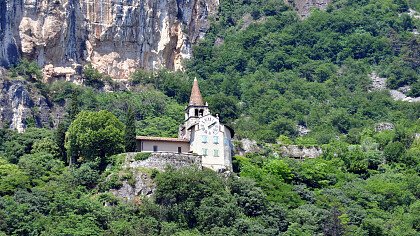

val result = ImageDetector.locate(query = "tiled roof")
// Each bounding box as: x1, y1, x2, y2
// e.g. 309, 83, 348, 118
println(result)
189, 78, 204, 106
136, 136, 189, 142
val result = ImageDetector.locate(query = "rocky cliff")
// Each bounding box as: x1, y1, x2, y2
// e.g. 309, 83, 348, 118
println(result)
1, 0, 219, 79
0, 75, 56, 132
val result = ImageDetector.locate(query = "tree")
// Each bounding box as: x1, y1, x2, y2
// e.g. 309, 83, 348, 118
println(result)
207, 93, 239, 123
65, 110, 125, 168
154, 167, 225, 228
9, 59, 42, 82
0, 158, 29, 195
230, 177, 267, 217
68, 90, 80, 121
31, 137, 60, 157
83, 64, 104, 89
383, 142, 405, 163
55, 121, 69, 162
18, 152, 64, 186
125, 104, 137, 152
197, 194, 239, 232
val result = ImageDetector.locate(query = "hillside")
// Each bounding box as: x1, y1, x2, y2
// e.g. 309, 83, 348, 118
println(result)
0, 0, 420, 235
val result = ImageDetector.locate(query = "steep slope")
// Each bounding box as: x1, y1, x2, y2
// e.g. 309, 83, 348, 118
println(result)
0, 79, 53, 132
286, 0, 332, 18
0, 0, 219, 79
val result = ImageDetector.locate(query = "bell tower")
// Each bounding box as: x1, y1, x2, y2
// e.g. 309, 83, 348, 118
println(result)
179, 78, 210, 139
185, 78, 210, 122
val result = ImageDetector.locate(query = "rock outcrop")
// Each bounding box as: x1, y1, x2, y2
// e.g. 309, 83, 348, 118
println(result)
285, 0, 332, 18
369, 72, 420, 103
235, 138, 260, 156
111, 152, 202, 201
375, 122, 394, 132
279, 145, 323, 159
1, 0, 219, 79
0, 77, 56, 132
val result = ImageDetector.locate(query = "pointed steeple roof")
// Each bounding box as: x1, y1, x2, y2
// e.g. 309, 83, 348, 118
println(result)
189, 78, 204, 106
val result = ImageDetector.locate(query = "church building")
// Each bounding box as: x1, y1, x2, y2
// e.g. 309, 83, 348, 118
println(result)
136, 78, 234, 172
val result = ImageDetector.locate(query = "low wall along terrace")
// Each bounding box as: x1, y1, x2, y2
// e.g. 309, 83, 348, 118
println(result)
125, 152, 202, 171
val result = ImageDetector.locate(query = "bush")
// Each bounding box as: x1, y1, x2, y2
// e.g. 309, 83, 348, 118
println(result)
134, 152, 151, 161
9, 59, 42, 82
383, 142, 405, 163
83, 64, 105, 89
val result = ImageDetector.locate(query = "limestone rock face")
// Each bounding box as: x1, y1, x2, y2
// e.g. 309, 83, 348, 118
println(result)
235, 138, 260, 156
1, 0, 219, 79
0, 77, 54, 132
279, 145, 323, 159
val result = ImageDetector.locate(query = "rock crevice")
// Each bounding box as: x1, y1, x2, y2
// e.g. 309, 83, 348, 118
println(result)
1, 0, 219, 79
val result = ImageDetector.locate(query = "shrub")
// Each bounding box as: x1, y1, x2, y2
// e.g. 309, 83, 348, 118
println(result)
134, 152, 151, 161
9, 59, 42, 82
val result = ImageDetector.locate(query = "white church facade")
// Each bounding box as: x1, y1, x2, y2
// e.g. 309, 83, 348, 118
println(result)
136, 78, 234, 172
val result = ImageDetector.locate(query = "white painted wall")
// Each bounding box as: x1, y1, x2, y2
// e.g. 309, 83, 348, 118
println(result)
136, 140, 190, 153
189, 115, 232, 171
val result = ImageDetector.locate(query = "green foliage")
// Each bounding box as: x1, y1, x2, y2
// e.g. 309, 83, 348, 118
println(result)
65, 110, 125, 167
68, 90, 81, 121
384, 141, 406, 163
131, 69, 191, 103
83, 64, 105, 89
1, 0, 419, 235
55, 121, 69, 162
18, 152, 64, 186
187, 0, 419, 142
0, 128, 54, 163
207, 93, 239, 123
125, 105, 137, 152
137, 117, 180, 137
134, 152, 151, 161
154, 167, 225, 227
68, 162, 100, 189
9, 59, 42, 82
31, 137, 60, 157
0, 158, 29, 195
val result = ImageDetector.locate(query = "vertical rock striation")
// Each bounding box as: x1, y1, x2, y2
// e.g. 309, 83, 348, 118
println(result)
0, 77, 54, 132
1, 0, 219, 79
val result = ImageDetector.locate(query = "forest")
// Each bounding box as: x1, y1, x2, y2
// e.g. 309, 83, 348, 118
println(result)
0, 0, 420, 235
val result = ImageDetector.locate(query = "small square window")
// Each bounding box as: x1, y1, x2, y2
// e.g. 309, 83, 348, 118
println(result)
213, 136, 219, 144
201, 135, 208, 143
153, 146, 158, 152
202, 148, 208, 156
214, 149, 219, 157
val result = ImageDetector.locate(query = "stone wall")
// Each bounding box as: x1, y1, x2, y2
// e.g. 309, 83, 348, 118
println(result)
111, 152, 202, 201
125, 152, 202, 171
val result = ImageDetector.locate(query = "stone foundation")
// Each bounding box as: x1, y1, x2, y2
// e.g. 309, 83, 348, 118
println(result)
125, 152, 202, 171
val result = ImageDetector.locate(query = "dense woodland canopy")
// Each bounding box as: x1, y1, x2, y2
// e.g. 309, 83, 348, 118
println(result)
0, 0, 420, 235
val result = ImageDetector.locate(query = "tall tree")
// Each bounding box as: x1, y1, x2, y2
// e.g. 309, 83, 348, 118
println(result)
55, 121, 69, 163
65, 110, 125, 169
68, 90, 80, 121
125, 104, 137, 152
